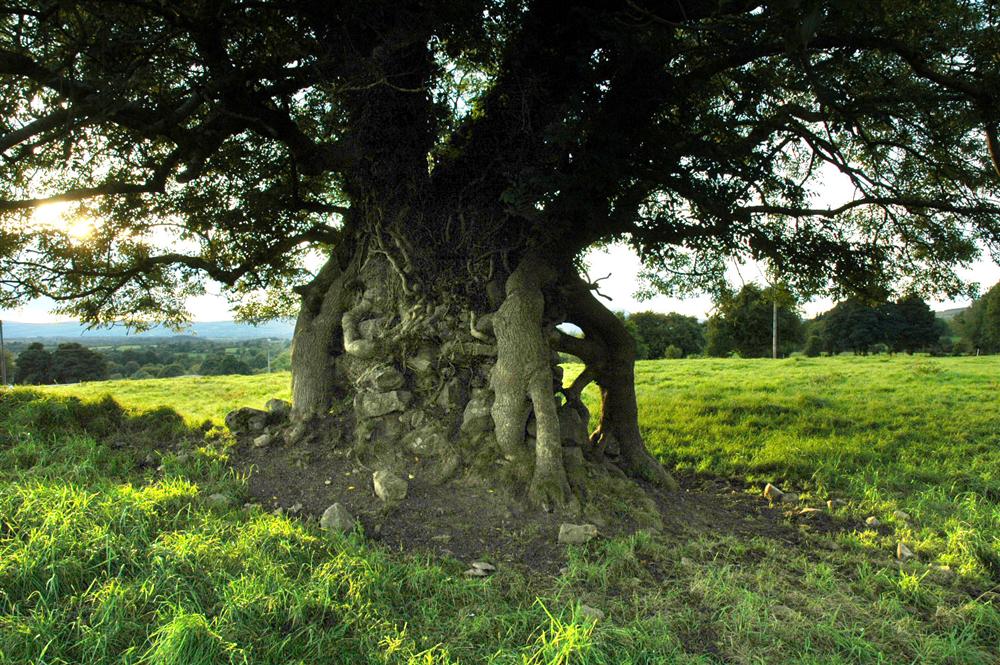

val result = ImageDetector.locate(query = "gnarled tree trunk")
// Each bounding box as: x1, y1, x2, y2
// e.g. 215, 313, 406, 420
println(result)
271, 211, 676, 513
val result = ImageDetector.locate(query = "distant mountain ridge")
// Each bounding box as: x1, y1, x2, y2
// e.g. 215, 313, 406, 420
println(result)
0, 319, 294, 340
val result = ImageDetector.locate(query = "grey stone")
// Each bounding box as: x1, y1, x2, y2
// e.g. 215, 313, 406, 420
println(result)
207, 493, 231, 508
461, 389, 494, 435
265, 399, 292, 420
407, 347, 437, 375
357, 391, 412, 419
865, 516, 881, 527
558, 403, 590, 447
763, 483, 784, 502
320, 503, 355, 533
436, 378, 468, 412
370, 365, 405, 392
471, 561, 496, 572
579, 604, 605, 622
373, 470, 408, 503
464, 567, 489, 578
558, 523, 599, 545
253, 434, 272, 448
402, 428, 446, 456
897, 542, 915, 561
225, 407, 269, 435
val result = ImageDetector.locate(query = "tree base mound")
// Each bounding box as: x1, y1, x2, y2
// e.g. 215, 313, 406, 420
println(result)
228, 425, 843, 573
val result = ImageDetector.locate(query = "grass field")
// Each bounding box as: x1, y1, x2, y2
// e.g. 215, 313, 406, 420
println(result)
2, 356, 998, 663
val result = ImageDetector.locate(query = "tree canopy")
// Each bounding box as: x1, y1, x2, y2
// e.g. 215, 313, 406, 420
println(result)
1, 0, 999, 325
705, 283, 803, 357
955, 280, 1000, 353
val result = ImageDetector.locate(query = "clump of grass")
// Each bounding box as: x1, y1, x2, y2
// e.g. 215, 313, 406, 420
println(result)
3, 356, 999, 663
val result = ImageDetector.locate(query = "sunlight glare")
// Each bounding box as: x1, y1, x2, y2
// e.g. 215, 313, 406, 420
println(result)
31, 201, 95, 241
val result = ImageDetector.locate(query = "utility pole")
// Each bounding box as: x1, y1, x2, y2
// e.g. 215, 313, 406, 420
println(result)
0, 320, 7, 386
772, 297, 778, 359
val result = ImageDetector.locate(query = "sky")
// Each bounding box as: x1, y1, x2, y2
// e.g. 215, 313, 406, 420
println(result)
3, 169, 999, 323
3, 242, 997, 324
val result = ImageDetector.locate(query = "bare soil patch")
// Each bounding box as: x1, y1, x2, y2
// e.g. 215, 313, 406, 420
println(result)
231, 437, 848, 575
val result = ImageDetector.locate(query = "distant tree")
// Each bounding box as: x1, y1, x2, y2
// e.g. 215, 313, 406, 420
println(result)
627, 312, 705, 359
200, 353, 252, 376
14, 343, 53, 385
820, 300, 886, 354
886, 294, 940, 354
955, 281, 1000, 354
51, 343, 108, 383
803, 334, 823, 357
706, 284, 802, 358
663, 344, 684, 360
2, 349, 14, 383
158, 364, 187, 378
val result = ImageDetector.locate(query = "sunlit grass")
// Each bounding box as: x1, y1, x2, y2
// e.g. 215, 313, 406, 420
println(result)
3, 354, 998, 663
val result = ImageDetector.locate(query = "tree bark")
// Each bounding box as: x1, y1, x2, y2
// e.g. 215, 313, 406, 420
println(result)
274, 219, 675, 510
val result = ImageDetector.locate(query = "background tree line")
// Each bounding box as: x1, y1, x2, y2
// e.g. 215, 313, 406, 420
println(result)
8, 338, 292, 385
616, 280, 1000, 360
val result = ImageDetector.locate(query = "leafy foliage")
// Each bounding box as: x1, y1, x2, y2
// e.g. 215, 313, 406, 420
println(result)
955, 280, 1000, 353
705, 284, 803, 357
0, 1, 999, 322
616, 311, 705, 359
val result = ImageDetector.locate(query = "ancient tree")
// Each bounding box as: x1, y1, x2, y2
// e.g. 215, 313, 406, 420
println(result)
2, 1, 999, 510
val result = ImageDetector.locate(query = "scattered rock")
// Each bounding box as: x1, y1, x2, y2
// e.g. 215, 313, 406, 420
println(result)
320, 503, 355, 533
370, 365, 405, 392
436, 377, 468, 411
207, 493, 231, 508
865, 516, 881, 527
402, 428, 446, 456
559, 566, 570, 576
289, 502, 303, 514
460, 389, 494, 435
897, 542, 915, 561
357, 391, 412, 419
763, 483, 784, 502
579, 604, 605, 622
782, 492, 799, 505
558, 523, 599, 545
265, 399, 292, 421
225, 407, 269, 435
373, 469, 408, 503
253, 434, 273, 448
471, 561, 496, 572
893, 510, 911, 522
680, 557, 694, 567
464, 567, 489, 578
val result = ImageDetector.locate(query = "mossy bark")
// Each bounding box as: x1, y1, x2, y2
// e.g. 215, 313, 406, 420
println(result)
281, 237, 676, 511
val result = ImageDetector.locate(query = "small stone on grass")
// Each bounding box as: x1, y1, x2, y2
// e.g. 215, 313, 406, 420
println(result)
763, 483, 784, 502
320, 503, 355, 533
897, 542, 915, 561
579, 604, 605, 622
558, 523, 598, 545
373, 469, 408, 503
865, 516, 881, 527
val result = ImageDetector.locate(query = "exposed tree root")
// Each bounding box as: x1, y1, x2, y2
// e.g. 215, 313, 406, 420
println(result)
491, 251, 578, 512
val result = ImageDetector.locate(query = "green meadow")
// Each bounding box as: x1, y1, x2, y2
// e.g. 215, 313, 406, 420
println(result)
1, 355, 998, 663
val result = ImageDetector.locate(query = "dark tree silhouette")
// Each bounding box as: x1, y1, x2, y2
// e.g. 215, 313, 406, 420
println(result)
2, 2, 1000, 509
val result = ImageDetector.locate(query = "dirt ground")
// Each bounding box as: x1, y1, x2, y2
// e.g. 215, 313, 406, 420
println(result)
230, 435, 847, 576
